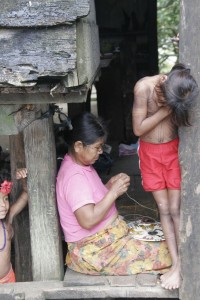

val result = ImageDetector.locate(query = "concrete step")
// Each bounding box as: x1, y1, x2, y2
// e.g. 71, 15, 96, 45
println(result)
63, 268, 179, 299
0, 270, 179, 300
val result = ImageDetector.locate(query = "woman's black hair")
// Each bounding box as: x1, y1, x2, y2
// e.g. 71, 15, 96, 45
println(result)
161, 63, 199, 126
66, 112, 108, 149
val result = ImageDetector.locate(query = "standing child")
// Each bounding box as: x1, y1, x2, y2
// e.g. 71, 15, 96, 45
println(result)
132, 63, 198, 290
0, 168, 28, 283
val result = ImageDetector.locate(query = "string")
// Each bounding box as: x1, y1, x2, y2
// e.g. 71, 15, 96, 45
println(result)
0, 220, 6, 252
125, 191, 157, 212
123, 213, 159, 223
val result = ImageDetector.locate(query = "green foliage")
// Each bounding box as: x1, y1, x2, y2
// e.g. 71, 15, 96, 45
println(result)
157, 0, 180, 72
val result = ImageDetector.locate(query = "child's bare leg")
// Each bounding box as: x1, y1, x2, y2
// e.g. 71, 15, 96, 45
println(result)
168, 189, 181, 245
153, 189, 181, 289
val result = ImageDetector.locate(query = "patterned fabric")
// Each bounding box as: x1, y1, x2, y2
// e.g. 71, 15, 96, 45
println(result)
66, 217, 171, 275
0, 266, 16, 283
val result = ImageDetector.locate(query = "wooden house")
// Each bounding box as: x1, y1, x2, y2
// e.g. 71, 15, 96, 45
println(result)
0, 0, 200, 299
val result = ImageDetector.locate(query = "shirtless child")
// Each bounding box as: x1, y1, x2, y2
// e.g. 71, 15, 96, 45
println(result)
132, 63, 198, 290
0, 168, 28, 283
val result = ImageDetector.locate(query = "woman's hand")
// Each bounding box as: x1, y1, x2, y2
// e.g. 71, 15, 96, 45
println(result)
107, 173, 130, 198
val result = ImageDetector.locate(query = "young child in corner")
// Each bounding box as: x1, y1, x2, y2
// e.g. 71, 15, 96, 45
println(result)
0, 168, 28, 283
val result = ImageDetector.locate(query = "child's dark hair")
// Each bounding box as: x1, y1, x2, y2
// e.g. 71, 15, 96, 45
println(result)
0, 164, 11, 184
66, 112, 108, 149
162, 63, 199, 126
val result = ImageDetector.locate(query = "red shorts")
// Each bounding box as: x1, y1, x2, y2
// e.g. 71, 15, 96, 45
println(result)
138, 138, 181, 191
0, 266, 16, 284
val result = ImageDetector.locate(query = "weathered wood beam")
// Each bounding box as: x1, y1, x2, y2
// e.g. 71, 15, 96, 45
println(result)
0, 0, 89, 27
0, 26, 77, 87
23, 104, 64, 281
0, 91, 88, 105
76, 0, 100, 87
179, 0, 200, 299
0, 0, 100, 93
0, 85, 71, 94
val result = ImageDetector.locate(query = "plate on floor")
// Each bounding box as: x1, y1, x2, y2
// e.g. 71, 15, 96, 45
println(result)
127, 221, 165, 241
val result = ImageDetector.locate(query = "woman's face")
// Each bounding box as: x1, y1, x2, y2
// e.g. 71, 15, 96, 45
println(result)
75, 137, 105, 166
0, 192, 9, 220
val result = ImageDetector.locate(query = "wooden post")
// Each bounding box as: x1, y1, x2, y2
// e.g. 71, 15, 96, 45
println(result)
23, 104, 64, 281
179, 0, 200, 298
9, 133, 32, 281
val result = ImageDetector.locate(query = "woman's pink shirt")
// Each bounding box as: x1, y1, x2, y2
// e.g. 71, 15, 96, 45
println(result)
56, 155, 117, 242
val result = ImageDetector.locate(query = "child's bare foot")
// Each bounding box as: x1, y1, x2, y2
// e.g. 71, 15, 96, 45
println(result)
160, 265, 175, 282
160, 264, 181, 290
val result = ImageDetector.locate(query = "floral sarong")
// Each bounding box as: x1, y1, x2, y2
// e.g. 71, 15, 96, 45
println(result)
66, 217, 171, 275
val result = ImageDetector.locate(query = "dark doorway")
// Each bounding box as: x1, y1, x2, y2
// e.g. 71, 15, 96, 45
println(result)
94, 0, 158, 144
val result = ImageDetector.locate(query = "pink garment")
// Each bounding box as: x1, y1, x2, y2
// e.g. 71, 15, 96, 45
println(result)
56, 155, 117, 242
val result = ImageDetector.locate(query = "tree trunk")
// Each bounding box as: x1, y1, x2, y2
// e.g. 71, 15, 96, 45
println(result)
179, 0, 200, 298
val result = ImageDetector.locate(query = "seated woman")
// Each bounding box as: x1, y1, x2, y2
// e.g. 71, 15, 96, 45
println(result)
56, 112, 171, 278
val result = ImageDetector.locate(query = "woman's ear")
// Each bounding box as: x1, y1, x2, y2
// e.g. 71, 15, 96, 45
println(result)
74, 141, 84, 153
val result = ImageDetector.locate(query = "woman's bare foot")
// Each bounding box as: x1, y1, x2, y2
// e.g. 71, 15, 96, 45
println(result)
160, 264, 181, 290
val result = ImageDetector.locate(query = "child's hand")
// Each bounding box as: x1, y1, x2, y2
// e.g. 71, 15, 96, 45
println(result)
16, 168, 27, 180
